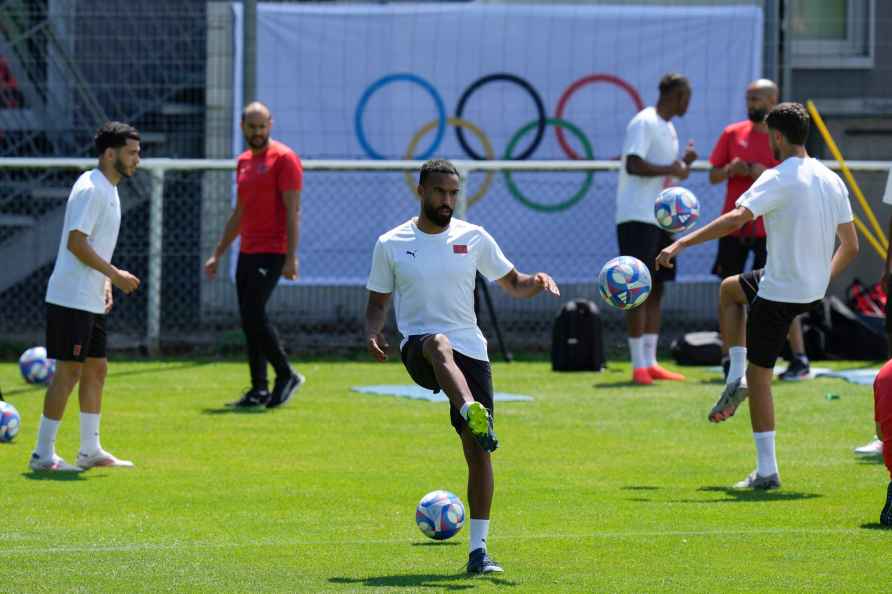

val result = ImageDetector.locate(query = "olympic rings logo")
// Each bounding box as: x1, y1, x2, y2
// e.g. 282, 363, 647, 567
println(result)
354, 72, 644, 212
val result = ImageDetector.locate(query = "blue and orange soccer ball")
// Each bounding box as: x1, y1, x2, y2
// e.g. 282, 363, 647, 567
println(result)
19, 346, 55, 385
598, 256, 652, 310
0, 401, 21, 443
415, 490, 465, 540
654, 186, 700, 233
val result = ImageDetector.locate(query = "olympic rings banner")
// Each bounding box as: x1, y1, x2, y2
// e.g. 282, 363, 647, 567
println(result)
234, 3, 763, 284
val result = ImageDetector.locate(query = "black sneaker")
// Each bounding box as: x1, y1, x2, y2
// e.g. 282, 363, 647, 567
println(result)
779, 356, 810, 381
467, 548, 503, 575
228, 387, 269, 408
267, 372, 304, 409
465, 402, 499, 453
881, 481, 892, 527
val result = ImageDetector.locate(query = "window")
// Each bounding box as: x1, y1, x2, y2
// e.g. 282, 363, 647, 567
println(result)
790, 0, 874, 68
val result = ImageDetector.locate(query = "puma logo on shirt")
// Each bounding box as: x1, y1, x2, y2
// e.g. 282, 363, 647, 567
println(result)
406, 250, 416, 259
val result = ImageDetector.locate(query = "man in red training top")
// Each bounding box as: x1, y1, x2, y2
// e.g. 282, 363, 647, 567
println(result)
871, 360, 892, 526
205, 101, 304, 409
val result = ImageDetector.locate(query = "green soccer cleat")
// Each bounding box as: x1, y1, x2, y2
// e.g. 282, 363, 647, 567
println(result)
465, 402, 499, 453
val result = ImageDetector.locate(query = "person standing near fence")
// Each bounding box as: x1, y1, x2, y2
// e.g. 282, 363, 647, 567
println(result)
365, 159, 560, 574
656, 102, 859, 489
30, 122, 141, 472
204, 101, 304, 409
615, 73, 697, 385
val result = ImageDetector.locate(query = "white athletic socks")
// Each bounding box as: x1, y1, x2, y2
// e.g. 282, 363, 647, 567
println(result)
628, 337, 646, 370
35, 415, 61, 460
728, 347, 747, 385
642, 334, 659, 368
469, 518, 490, 553
79, 412, 101, 456
754, 431, 778, 477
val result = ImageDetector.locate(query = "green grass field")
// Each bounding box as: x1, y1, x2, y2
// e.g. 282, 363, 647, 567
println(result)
1, 358, 888, 593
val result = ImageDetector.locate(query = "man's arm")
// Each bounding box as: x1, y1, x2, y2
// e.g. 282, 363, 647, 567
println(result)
655, 206, 754, 269
830, 221, 860, 280
495, 269, 560, 299
709, 158, 751, 184
204, 203, 244, 279
281, 189, 301, 280
366, 290, 392, 361
626, 155, 688, 180
67, 230, 139, 293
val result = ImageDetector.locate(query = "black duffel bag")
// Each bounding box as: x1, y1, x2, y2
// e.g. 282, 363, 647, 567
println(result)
551, 299, 605, 371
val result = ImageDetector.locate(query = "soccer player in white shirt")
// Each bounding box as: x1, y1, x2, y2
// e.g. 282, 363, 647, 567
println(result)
365, 159, 559, 574
656, 103, 859, 489
30, 122, 142, 472
616, 73, 697, 385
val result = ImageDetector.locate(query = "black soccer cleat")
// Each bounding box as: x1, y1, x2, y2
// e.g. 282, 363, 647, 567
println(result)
881, 481, 892, 528
266, 372, 304, 409
467, 548, 503, 575
228, 387, 270, 408
779, 356, 810, 381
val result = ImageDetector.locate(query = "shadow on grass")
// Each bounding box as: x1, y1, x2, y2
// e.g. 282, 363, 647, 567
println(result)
411, 541, 461, 547
329, 574, 517, 590
667, 486, 823, 504
21, 471, 92, 482
593, 381, 655, 389
201, 406, 269, 415
856, 457, 884, 466
860, 522, 892, 531
621, 485, 660, 491
1, 362, 213, 399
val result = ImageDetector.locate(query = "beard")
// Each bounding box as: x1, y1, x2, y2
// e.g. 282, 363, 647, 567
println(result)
423, 202, 453, 227
246, 133, 269, 149
114, 157, 133, 178
748, 108, 767, 123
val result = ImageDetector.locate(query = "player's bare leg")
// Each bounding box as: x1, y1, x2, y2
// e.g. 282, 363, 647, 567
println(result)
460, 427, 502, 573
76, 357, 133, 469
423, 335, 497, 451
30, 361, 83, 471
643, 282, 685, 381
733, 363, 780, 489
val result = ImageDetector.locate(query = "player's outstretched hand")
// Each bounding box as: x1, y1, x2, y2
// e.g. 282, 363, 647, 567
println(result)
367, 334, 389, 362
534, 272, 560, 296
655, 241, 684, 271
112, 269, 140, 294
204, 255, 219, 279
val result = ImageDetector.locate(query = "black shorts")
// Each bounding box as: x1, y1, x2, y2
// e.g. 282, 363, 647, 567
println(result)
401, 334, 494, 436
739, 268, 765, 306
616, 221, 676, 283
886, 278, 892, 334
747, 297, 819, 369
46, 303, 107, 362
711, 236, 767, 279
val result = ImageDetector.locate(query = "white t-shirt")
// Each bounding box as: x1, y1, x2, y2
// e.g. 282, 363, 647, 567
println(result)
366, 218, 514, 361
616, 106, 679, 225
46, 169, 122, 314
737, 157, 853, 303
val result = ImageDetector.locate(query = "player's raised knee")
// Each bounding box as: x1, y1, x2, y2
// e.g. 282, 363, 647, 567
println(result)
423, 334, 454, 359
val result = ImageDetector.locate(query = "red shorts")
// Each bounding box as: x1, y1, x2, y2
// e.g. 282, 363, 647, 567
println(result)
872, 359, 892, 478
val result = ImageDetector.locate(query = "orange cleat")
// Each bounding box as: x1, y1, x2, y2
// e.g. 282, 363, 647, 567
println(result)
632, 367, 653, 385
647, 365, 686, 381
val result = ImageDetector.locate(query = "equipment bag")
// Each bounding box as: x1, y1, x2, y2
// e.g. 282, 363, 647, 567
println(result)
670, 331, 723, 366
551, 299, 605, 371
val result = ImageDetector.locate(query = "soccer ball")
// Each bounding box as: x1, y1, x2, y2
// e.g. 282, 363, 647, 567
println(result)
598, 256, 652, 310
0, 402, 21, 443
415, 490, 465, 540
19, 346, 56, 385
654, 186, 700, 232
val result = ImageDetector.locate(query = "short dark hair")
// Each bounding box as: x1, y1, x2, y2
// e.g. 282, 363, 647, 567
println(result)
658, 73, 690, 97
418, 159, 460, 187
94, 121, 140, 156
765, 102, 809, 145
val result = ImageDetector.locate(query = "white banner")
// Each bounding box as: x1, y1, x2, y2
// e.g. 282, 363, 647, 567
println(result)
233, 3, 763, 284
